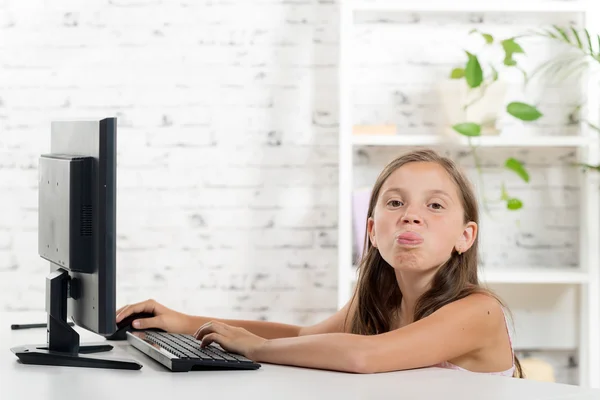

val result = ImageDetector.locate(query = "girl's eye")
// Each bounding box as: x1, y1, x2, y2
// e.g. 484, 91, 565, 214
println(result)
429, 203, 443, 210
387, 200, 403, 207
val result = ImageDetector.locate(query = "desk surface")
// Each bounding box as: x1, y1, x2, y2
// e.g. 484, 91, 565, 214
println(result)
1, 312, 599, 400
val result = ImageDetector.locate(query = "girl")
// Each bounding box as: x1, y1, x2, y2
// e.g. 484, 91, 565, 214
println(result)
116, 148, 523, 377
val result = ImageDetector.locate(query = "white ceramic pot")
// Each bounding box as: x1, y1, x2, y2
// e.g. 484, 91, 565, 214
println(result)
438, 79, 508, 137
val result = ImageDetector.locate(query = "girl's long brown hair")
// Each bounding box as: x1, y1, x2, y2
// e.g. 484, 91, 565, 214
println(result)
345, 149, 523, 378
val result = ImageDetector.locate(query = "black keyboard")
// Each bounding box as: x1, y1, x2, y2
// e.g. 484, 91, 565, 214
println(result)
126, 330, 261, 372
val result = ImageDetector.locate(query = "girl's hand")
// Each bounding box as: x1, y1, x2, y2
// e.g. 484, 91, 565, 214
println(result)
116, 299, 195, 334
194, 321, 267, 360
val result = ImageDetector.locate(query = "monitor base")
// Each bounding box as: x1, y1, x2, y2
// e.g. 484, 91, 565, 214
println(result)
11, 344, 142, 370
10, 268, 142, 370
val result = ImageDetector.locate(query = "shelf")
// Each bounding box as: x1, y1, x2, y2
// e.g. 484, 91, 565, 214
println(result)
352, 134, 593, 147
351, 1, 590, 13
479, 267, 590, 284
350, 266, 590, 285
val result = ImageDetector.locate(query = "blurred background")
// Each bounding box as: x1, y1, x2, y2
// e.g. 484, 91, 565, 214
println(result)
1, 0, 599, 387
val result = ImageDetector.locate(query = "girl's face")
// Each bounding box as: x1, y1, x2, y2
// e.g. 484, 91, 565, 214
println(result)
367, 161, 477, 273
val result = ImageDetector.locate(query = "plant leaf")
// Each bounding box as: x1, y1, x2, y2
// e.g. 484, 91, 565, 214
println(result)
557, 59, 591, 83
502, 38, 525, 55
491, 65, 499, 81
506, 198, 523, 210
452, 122, 481, 137
553, 25, 571, 44
500, 182, 509, 201
544, 54, 589, 84
505, 157, 530, 182
504, 56, 516, 66
543, 28, 558, 39
450, 68, 465, 79
576, 163, 600, 172
469, 29, 493, 44
570, 26, 583, 49
506, 102, 543, 121
542, 25, 600, 59
585, 29, 593, 54
501, 38, 524, 69
587, 120, 600, 134
465, 51, 483, 88
529, 53, 584, 84
516, 65, 529, 84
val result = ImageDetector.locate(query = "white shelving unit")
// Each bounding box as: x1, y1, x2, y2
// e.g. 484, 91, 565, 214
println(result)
352, 134, 593, 147
353, 1, 591, 13
479, 267, 591, 284
338, 0, 600, 388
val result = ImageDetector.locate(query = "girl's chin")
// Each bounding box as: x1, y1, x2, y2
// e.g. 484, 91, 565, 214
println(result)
390, 253, 421, 268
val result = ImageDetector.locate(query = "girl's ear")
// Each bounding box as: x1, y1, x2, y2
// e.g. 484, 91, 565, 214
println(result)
367, 217, 377, 248
455, 221, 477, 254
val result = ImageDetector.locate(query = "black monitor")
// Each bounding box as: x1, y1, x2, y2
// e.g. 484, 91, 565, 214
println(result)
10, 117, 141, 370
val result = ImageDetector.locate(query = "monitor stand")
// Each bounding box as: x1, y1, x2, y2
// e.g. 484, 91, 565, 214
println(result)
10, 268, 142, 370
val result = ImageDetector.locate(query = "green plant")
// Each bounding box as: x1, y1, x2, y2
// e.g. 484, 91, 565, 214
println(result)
449, 29, 543, 211
527, 25, 600, 172
529, 25, 600, 84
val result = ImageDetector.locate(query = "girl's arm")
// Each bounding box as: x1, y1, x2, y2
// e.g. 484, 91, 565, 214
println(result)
250, 293, 505, 373
118, 297, 356, 339
190, 294, 357, 339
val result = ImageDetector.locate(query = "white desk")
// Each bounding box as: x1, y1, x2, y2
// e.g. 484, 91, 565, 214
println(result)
1, 312, 599, 400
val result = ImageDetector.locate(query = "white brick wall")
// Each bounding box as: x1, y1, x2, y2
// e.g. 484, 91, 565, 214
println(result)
0, 0, 339, 326
0, 0, 587, 384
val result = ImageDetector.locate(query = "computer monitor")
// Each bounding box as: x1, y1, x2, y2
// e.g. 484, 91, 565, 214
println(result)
10, 117, 141, 370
